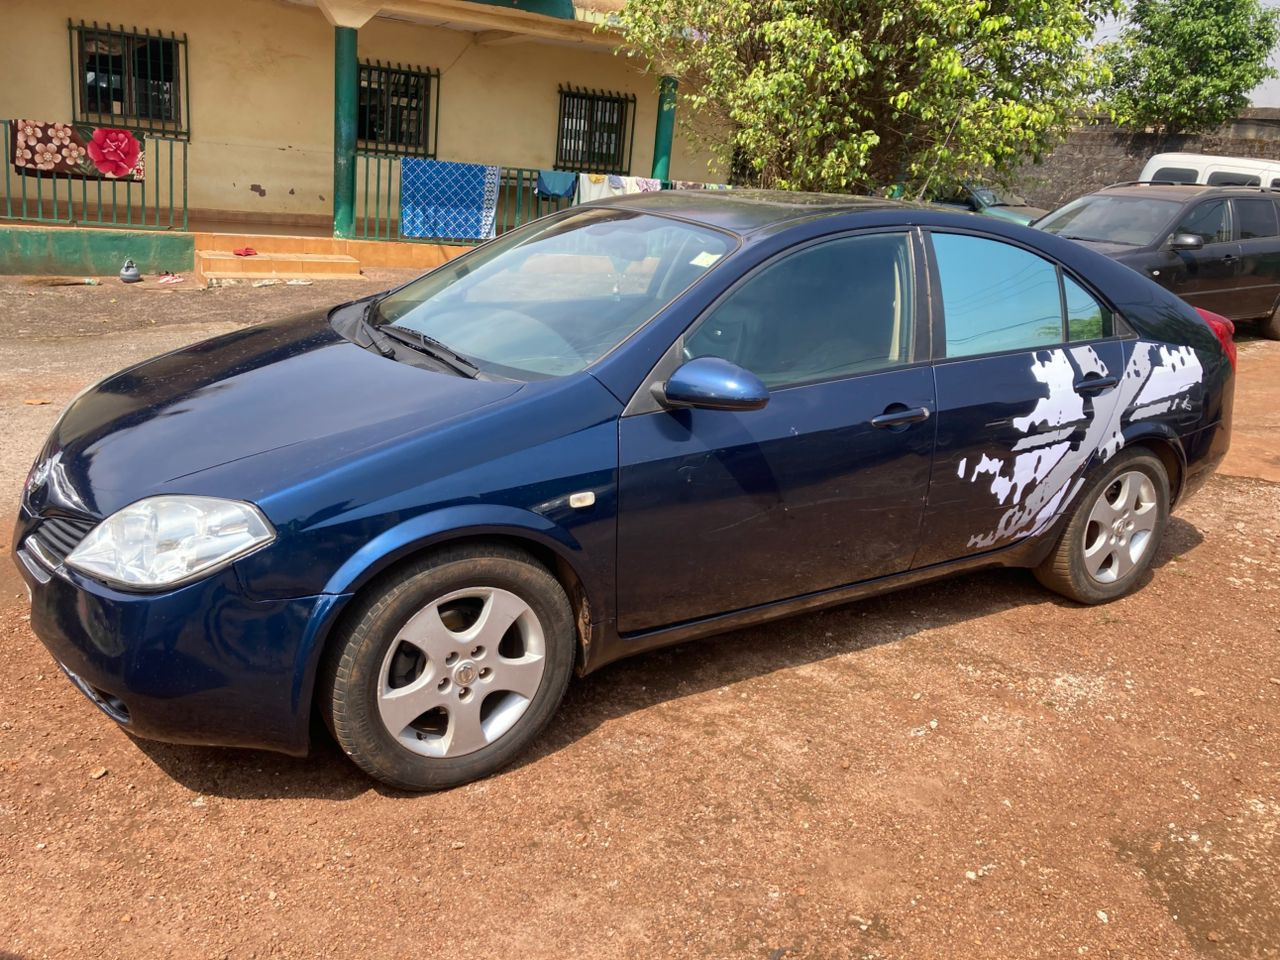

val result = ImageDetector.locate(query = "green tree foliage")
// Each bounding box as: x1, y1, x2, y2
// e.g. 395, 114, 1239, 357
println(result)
1104, 0, 1280, 135
613, 0, 1118, 193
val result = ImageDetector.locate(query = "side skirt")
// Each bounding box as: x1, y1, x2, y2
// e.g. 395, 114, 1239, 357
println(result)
581, 526, 1062, 674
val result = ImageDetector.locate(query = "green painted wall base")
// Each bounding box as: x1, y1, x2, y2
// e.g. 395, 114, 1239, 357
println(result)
0, 225, 195, 276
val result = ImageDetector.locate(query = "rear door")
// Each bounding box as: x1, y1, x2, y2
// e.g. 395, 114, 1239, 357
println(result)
1166, 198, 1246, 319
1230, 197, 1280, 319
912, 231, 1126, 568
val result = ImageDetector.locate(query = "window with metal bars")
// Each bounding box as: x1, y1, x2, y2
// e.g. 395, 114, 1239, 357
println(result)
555, 85, 636, 175
358, 61, 439, 157
70, 20, 188, 136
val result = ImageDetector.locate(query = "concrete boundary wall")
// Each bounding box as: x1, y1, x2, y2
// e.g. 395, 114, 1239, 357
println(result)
1011, 109, 1280, 211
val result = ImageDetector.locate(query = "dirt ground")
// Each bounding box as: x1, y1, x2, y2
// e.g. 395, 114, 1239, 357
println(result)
0, 273, 1277, 960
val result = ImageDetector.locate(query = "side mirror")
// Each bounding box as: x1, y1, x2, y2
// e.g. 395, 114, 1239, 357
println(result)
1170, 232, 1205, 251
655, 356, 770, 412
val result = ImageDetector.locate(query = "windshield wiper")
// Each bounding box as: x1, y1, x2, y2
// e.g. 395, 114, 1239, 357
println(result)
382, 323, 480, 378
1058, 233, 1139, 246
355, 300, 395, 358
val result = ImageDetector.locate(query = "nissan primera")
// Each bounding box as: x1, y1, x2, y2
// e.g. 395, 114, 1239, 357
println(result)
13, 192, 1235, 790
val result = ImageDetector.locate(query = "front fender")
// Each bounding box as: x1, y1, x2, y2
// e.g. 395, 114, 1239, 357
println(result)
289, 504, 605, 749
319, 502, 593, 599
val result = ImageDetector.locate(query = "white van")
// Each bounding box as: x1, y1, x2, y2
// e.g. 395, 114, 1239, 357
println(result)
1138, 152, 1280, 188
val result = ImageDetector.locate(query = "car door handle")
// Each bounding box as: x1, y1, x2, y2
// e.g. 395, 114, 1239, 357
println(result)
1222, 254, 1238, 263
1073, 375, 1118, 395
870, 405, 931, 428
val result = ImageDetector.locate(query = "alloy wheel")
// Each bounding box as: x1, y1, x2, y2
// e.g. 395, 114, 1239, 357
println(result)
376, 586, 546, 758
1082, 470, 1159, 584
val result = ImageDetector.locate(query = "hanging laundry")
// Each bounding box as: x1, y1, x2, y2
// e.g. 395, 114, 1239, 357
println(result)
401, 158, 501, 241
671, 180, 706, 190
537, 169, 578, 200
578, 173, 625, 202
577, 173, 665, 201
9, 120, 145, 181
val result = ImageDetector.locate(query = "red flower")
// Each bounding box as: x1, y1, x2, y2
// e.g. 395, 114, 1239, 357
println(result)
86, 128, 141, 178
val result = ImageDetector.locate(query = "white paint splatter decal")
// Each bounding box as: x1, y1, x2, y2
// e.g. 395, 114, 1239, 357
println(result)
964, 342, 1204, 549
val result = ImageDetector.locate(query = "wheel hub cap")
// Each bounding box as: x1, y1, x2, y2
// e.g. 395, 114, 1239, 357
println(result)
1082, 470, 1158, 585
374, 586, 548, 759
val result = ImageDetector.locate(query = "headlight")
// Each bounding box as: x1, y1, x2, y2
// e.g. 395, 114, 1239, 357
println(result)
66, 496, 275, 589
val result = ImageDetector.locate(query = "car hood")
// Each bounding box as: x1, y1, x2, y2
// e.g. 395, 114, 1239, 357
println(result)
29, 310, 522, 517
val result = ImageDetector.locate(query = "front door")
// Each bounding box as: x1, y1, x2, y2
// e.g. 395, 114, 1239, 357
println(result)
615, 232, 936, 634
1165, 198, 1247, 319
913, 231, 1127, 567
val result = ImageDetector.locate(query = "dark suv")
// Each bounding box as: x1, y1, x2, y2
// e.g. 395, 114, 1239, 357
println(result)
1037, 182, 1280, 338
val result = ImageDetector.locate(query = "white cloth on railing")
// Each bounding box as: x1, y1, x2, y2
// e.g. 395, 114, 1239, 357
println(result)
577, 173, 661, 201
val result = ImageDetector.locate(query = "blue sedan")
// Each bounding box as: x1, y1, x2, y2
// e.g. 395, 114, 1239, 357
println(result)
13, 192, 1235, 790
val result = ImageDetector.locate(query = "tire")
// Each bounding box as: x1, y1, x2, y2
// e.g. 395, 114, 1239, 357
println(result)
1033, 449, 1170, 604
322, 544, 575, 791
1261, 302, 1280, 340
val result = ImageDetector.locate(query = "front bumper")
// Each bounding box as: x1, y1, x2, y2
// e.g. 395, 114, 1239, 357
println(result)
12, 508, 331, 756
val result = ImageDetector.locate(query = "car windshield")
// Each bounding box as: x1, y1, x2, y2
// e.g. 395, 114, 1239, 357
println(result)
1037, 195, 1182, 246
972, 185, 1028, 207
374, 208, 735, 379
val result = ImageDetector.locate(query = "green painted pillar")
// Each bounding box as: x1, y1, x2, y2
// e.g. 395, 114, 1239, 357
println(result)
333, 26, 358, 239
651, 75, 677, 182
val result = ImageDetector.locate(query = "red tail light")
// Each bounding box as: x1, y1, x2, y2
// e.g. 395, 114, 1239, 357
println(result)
1194, 307, 1236, 370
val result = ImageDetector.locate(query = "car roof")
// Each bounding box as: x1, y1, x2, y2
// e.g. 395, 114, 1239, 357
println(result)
1090, 183, 1280, 201
581, 189, 920, 235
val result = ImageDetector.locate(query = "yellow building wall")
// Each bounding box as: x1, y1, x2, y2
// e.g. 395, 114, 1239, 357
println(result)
0, 0, 717, 225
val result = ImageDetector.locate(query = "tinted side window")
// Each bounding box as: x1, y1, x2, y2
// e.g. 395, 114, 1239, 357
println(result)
1152, 166, 1198, 183
683, 233, 914, 388
1234, 198, 1278, 239
933, 234, 1062, 358
1064, 275, 1113, 341
1207, 171, 1261, 186
1271, 178, 1280, 189
1177, 200, 1231, 244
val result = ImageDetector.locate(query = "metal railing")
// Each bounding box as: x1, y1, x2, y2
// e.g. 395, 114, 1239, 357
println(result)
355, 154, 578, 243
1, 121, 188, 230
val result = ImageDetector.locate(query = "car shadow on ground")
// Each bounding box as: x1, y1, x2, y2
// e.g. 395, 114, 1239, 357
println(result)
133, 516, 1203, 800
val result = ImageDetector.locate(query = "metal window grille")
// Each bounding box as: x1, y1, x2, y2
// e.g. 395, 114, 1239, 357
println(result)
555, 85, 635, 175
358, 61, 440, 157
69, 20, 189, 137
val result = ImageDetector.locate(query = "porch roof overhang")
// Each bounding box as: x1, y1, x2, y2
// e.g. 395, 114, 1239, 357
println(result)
303, 0, 623, 50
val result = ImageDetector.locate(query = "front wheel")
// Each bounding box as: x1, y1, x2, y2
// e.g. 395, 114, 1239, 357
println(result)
1034, 450, 1170, 604
322, 545, 576, 791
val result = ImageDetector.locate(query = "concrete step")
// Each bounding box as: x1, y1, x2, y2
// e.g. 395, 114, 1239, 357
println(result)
195, 249, 363, 283
196, 232, 346, 256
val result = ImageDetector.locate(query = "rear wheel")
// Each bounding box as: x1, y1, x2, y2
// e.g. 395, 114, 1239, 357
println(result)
1261, 302, 1280, 340
323, 545, 575, 791
1034, 450, 1170, 604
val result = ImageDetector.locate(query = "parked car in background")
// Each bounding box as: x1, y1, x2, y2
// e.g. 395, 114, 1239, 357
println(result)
1138, 152, 1280, 188
14, 193, 1234, 791
1037, 182, 1280, 338
932, 181, 1048, 225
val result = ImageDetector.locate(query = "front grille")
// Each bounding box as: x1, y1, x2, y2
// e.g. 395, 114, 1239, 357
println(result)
31, 515, 98, 566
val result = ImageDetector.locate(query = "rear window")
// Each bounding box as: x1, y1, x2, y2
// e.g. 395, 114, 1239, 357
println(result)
1207, 171, 1261, 186
1234, 198, 1278, 240
1152, 166, 1198, 184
